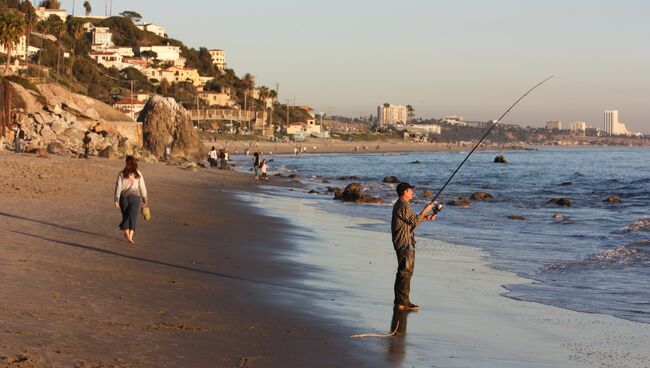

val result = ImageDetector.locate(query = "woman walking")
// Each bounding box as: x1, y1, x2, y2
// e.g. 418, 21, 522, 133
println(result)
114, 156, 148, 244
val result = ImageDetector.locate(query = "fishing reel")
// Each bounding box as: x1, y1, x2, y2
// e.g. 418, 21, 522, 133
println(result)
431, 201, 444, 215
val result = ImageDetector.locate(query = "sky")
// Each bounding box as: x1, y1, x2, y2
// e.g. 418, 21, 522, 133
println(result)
61, 0, 650, 132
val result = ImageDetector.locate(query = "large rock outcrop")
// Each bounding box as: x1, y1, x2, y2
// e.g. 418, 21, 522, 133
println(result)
334, 183, 384, 204
138, 96, 201, 161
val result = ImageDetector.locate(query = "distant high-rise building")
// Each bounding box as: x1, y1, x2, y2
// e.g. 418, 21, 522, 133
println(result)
604, 110, 629, 135
546, 120, 562, 130
570, 121, 587, 132
377, 104, 407, 128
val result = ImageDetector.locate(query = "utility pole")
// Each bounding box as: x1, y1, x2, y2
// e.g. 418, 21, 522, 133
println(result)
72, 0, 76, 16
275, 82, 279, 101
286, 99, 291, 126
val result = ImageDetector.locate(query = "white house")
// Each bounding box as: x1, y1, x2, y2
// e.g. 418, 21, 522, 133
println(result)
409, 123, 441, 135
136, 23, 166, 38
90, 51, 123, 69
208, 49, 226, 71
35, 7, 67, 21
113, 98, 146, 120
286, 122, 307, 135
136, 45, 181, 62
90, 27, 113, 46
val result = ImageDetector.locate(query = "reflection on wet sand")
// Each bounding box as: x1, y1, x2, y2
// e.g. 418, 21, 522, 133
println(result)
387, 306, 415, 365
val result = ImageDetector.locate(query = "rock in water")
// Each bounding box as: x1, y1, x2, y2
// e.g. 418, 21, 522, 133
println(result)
138, 96, 202, 161
508, 215, 527, 221
494, 154, 507, 163
471, 192, 494, 201
335, 183, 384, 204
548, 198, 572, 207
422, 190, 433, 200
552, 212, 563, 220
604, 196, 621, 203
383, 175, 400, 183
447, 196, 472, 207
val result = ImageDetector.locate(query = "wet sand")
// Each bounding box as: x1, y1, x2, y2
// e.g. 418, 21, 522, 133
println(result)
241, 192, 650, 368
0, 152, 385, 367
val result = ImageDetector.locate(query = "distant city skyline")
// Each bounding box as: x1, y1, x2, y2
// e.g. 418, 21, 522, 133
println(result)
60, 0, 650, 133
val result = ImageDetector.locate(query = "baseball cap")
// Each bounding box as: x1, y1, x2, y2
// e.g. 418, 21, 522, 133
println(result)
396, 182, 415, 196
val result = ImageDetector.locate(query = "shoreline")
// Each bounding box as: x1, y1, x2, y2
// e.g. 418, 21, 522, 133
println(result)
0, 152, 385, 367
240, 190, 650, 367
202, 139, 650, 155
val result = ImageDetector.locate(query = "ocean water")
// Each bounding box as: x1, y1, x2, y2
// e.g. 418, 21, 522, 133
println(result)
233, 147, 650, 324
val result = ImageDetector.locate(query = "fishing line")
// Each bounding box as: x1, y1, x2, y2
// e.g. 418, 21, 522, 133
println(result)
430, 75, 554, 205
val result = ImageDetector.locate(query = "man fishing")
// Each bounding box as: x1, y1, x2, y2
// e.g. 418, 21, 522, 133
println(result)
391, 182, 436, 311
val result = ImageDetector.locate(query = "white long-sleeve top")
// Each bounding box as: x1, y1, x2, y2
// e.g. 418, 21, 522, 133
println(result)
114, 170, 148, 203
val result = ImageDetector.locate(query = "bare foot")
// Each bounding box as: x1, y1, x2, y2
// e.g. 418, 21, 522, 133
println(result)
123, 231, 129, 242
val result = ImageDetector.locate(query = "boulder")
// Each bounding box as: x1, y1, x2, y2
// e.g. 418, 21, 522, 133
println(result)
338, 175, 360, 180
548, 198, 572, 207
561, 181, 573, 186
98, 146, 116, 159
47, 141, 66, 155
50, 119, 69, 135
139, 96, 202, 161
383, 176, 400, 183
334, 183, 384, 204
604, 196, 621, 203
83, 108, 100, 120
24, 140, 42, 153
410, 160, 421, 164
182, 162, 198, 172
447, 196, 472, 207
308, 190, 320, 194
61, 128, 86, 141
508, 215, 527, 221
69, 121, 87, 131
45, 103, 63, 115
32, 112, 46, 125
471, 192, 494, 201
422, 190, 433, 200
39, 125, 57, 143
494, 154, 507, 163
552, 212, 563, 220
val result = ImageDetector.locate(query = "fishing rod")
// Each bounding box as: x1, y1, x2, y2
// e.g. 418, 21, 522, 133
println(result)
430, 75, 554, 208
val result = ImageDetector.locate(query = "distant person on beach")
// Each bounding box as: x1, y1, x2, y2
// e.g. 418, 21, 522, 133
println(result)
13, 124, 23, 154
164, 146, 171, 161
114, 156, 148, 244
252, 152, 261, 181
208, 146, 218, 167
82, 131, 92, 158
391, 182, 435, 311
261, 159, 268, 180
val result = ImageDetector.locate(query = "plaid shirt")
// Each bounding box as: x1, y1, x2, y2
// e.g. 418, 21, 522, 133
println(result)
391, 198, 423, 250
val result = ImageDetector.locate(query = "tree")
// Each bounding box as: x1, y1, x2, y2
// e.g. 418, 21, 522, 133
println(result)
68, 18, 84, 56
83, 1, 91, 16
140, 50, 157, 60
19, 0, 36, 62
119, 10, 142, 23
406, 104, 415, 122
0, 11, 25, 75
39, 0, 60, 9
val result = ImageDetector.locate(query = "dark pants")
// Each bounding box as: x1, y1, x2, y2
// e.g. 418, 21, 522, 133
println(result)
394, 246, 415, 305
14, 138, 21, 153
119, 195, 141, 230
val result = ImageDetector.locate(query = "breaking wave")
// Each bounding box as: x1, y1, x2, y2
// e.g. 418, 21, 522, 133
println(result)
544, 241, 650, 271
615, 218, 650, 234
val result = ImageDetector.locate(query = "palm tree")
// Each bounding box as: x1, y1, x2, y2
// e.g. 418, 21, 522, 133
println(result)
83, 1, 92, 16
49, 18, 66, 81
19, 0, 37, 62
69, 19, 84, 56
0, 11, 25, 75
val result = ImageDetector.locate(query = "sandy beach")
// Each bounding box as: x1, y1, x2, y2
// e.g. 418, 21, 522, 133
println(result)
2, 151, 650, 367
0, 152, 385, 367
